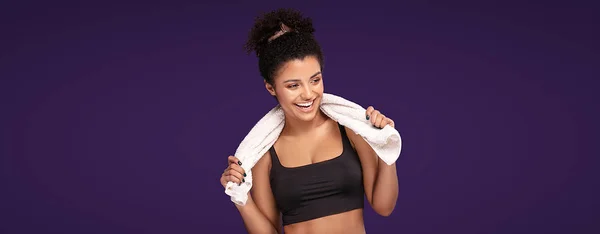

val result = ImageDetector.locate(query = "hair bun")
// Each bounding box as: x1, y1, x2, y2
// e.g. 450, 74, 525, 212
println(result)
244, 8, 315, 55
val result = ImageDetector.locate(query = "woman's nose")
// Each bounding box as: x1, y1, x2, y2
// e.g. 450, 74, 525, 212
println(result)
300, 86, 313, 99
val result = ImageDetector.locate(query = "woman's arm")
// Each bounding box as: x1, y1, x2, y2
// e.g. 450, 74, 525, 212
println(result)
345, 127, 399, 216
234, 152, 282, 234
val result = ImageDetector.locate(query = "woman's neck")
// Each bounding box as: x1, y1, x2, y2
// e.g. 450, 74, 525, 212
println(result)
281, 110, 330, 136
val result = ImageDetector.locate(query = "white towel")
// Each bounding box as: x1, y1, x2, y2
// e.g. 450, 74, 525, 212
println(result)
224, 93, 402, 206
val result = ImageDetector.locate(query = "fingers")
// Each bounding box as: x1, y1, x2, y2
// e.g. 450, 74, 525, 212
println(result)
226, 172, 243, 184
378, 117, 395, 129
227, 155, 245, 179
365, 106, 395, 129
220, 172, 230, 187
221, 168, 243, 187
366, 106, 375, 119
228, 155, 242, 166
221, 156, 247, 188
370, 109, 381, 126
229, 163, 246, 181
383, 118, 396, 128
376, 114, 385, 127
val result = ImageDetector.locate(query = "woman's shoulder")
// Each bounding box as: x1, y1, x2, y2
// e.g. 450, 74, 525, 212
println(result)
340, 125, 360, 149
341, 125, 358, 136
255, 147, 273, 171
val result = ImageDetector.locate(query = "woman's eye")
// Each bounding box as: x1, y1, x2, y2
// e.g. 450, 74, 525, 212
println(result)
288, 84, 299, 88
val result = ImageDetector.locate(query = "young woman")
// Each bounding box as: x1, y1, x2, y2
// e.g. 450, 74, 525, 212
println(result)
219, 8, 399, 234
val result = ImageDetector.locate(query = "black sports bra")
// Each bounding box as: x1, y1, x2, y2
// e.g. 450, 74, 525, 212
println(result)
269, 123, 365, 226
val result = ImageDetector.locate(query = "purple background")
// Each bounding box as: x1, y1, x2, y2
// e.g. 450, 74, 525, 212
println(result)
2, 1, 598, 233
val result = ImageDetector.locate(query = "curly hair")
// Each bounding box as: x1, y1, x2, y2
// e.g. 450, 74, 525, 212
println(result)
243, 8, 324, 85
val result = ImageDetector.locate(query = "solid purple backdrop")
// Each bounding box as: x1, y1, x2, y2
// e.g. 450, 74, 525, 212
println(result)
2, 1, 598, 233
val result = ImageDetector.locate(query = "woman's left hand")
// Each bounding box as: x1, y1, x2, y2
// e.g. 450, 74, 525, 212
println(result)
366, 106, 395, 129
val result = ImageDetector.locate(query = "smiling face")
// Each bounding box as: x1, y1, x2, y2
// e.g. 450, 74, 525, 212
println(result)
265, 55, 324, 123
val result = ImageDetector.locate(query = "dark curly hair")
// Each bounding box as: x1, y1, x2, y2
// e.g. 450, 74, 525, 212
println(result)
243, 8, 324, 86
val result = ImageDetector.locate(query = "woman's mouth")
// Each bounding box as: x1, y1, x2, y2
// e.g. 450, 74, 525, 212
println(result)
294, 100, 315, 112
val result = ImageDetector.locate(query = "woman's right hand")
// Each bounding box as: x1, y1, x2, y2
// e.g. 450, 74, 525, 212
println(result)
220, 156, 247, 189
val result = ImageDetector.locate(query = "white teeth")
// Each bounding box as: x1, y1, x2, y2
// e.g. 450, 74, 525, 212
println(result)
296, 101, 313, 107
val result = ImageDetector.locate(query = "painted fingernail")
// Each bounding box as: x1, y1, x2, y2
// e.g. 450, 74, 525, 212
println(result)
242, 179, 245, 183
238, 161, 242, 165
243, 173, 247, 177
366, 115, 370, 120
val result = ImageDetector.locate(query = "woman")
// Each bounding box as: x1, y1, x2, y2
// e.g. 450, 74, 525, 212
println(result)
219, 8, 399, 234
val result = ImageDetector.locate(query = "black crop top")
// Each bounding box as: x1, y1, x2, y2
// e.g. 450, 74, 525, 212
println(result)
269, 123, 365, 226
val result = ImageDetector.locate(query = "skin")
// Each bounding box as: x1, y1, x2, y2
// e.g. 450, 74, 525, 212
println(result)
220, 55, 399, 234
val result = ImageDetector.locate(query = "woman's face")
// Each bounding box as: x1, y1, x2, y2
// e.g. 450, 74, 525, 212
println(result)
266, 56, 324, 123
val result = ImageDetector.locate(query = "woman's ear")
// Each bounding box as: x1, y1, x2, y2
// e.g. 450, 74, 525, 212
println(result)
264, 80, 276, 96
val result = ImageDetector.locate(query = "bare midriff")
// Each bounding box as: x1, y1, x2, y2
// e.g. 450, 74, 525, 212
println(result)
283, 209, 366, 234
